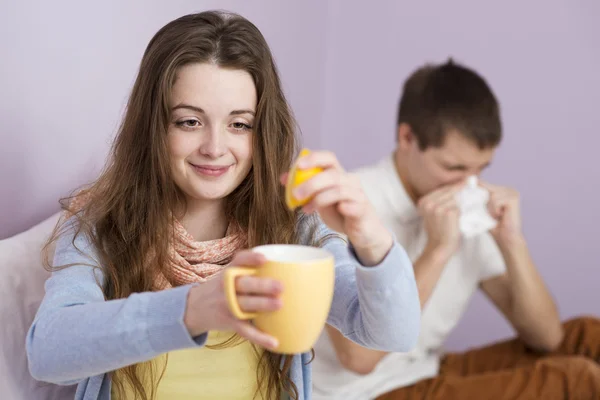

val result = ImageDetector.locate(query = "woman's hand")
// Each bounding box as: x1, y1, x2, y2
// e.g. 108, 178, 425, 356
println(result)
184, 250, 283, 350
282, 150, 393, 266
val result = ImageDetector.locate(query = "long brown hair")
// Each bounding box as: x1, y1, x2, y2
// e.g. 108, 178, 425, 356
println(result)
45, 10, 307, 400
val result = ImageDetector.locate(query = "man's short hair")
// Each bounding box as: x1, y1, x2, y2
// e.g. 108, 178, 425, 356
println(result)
397, 58, 502, 150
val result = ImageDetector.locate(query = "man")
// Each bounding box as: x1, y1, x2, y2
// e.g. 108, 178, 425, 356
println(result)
312, 59, 600, 399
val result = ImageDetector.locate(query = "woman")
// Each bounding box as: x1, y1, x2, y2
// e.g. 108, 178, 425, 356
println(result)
26, 10, 420, 400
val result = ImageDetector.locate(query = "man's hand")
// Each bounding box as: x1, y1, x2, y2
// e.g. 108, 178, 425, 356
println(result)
480, 182, 524, 247
417, 181, 464, 259
479, 182, 563, 352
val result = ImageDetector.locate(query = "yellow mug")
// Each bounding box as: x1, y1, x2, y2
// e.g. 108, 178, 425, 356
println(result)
224, 244, 335, 354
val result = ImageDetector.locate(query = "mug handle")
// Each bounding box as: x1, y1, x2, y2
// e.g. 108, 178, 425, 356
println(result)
224, 267, 259, 320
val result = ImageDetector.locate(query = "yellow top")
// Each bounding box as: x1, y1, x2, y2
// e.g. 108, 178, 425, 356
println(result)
113, 331, 266, 400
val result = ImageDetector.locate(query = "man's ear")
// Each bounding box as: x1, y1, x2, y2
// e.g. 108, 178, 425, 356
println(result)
397, 123, 416, 152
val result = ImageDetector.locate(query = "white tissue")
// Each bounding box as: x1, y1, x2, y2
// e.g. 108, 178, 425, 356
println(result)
455, 176, 497, 238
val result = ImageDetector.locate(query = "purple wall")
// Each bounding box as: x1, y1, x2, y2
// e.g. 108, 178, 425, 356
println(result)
0, 0, 327, 238
320, 1, 600, 350
1, 0, 598, 350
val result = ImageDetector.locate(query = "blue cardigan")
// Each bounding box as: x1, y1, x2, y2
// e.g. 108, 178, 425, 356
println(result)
26, 218, 420, 399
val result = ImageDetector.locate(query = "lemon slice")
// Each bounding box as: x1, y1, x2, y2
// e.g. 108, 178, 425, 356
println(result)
285, 149, 323, 210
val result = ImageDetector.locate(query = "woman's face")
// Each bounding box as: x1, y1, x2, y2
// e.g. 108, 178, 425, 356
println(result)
167, 63, 256, 207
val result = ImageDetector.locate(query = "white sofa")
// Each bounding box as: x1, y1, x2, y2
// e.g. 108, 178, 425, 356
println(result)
0, 213, 76, 399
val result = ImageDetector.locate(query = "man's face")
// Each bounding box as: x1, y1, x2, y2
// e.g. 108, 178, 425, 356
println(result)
398, 128, 497, 199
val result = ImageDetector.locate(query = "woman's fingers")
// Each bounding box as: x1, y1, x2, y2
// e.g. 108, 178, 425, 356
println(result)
292, 168, 340, 202
235, 321, 279, 350
237, 295, 283, 313
230, 250, 267, 267
296, 150, 342, 171
235, 276, 283, 296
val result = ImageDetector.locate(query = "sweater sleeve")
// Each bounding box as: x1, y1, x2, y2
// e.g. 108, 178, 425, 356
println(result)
26, 219, 207, 385
304, 218, 421, 352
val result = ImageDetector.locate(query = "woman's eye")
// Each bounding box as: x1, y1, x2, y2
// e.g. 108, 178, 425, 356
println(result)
175, 119, 201, 128
232, 122, 252, 131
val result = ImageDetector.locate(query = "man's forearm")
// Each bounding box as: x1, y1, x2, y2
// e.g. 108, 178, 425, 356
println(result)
325, 325, 388, 375
500, 236, 563, 351
414, 243, 453, 307
325, 244, 448, 374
